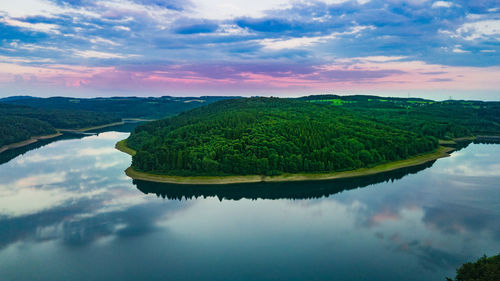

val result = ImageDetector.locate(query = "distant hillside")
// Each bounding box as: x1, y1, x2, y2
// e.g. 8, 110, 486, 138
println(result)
126, 97, 438, 176
0, 95, 239, 149
301, 95, 500, 138
0, 96, 40, 102
1, 96, 239, 119
0, 103, 120, 148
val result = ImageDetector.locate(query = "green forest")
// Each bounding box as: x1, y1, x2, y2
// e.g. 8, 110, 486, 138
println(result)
1, 95, 236, 119
127, 98, 440, 176
446, 254, 500, 281
301, 95, 500, 138
0, 103, 119, 147
3, 94, 499, 171
0, 115, 56, 147
0, 95, 233, 148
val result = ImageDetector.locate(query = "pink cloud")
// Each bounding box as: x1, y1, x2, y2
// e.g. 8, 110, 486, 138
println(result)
1, 57, 499, 97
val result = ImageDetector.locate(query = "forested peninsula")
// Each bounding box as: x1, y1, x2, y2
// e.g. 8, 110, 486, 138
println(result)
120, 96, 500, 184
114, 97, 457, 184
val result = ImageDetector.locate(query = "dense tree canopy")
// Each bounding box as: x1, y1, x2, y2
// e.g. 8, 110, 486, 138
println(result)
0, 103, 119, 147
0, 116, 56, 147
301, 95, 500, 138
127, 98, 439, 176
447, 254, 500, 281
0, 96, 235, 148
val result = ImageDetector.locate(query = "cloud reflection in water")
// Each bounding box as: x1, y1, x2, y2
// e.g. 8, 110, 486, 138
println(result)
0, 131, 498, 281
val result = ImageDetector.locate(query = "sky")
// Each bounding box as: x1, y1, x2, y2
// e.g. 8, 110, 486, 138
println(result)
0, 0, 499, 100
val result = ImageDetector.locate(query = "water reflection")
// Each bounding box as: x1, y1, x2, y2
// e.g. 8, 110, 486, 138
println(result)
0, 134, 86, 165
134, 161, 435, 201
0, 126, 498, 281
0, 121, 140, 166
0, 130, 192, 251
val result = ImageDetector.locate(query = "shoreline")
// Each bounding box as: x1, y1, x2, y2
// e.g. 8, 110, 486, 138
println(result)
0, 132, 63, 154
116, 139, 455, 185
0, 119, 136, 155
58, 121, 125, 133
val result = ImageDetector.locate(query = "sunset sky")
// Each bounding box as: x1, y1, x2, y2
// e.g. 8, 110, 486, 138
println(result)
0, 0, 499, 99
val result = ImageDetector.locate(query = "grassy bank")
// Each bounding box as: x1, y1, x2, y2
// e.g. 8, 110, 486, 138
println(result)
115, 139, 137, 156
116, 139, 454, 185
439, 136, 476, 145
0, 133, 63, 154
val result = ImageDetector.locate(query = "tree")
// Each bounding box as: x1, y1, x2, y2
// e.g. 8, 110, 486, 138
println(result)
447, 254, 500, 281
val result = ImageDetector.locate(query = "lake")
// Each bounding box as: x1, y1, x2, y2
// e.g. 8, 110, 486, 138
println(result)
0, 125, 499, 281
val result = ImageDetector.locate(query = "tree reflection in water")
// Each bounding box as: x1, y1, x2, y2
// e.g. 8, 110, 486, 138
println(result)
134, 161, 435, 201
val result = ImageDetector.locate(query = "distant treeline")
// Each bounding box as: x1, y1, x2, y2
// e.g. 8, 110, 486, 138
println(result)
300, 95, 500, 138
0, 96, 234, 148
0, 103, 119, 147
1, 96, 238, 119
0, 115, 56, 147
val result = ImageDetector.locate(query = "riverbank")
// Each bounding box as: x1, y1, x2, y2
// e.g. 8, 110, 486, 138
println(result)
0, 120, 135, 155
439, 136, 476, 145
438, 135, 500, 146
58, 121, 125, 133
0, 132, 63, 154
122, 118, 157, 122
115, 139, 137, 156
116, 139, 455, 185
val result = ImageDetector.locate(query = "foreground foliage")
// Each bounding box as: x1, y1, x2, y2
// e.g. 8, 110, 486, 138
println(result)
447, 254, 500, 281
127, 98, 438, 176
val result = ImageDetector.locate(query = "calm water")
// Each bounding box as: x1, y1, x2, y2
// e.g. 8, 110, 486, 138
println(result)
0, 127, 499, 281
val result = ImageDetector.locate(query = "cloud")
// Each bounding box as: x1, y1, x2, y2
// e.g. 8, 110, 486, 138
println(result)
319, 69, 406, 81
89, 37, 120, 46
133, 0, 191, 11
259, 34, 335, 50
0, 0, 499, 96
1, 17, 60, 34
336, 56, 408, 63
77, 147, 119, 156
188, 0, 291, 19
431, 1, 453, 9
74, 50, 138, 59
428, 78, 453, 82
452, 47, 470, 53
113, 25, 131, 31
455, 20, 500, 41
174, 20, 219, 34
235, 17, 296, 33
0, 0, 62, 18
419, 71, 447, 75
259, 25, 375, 50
